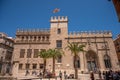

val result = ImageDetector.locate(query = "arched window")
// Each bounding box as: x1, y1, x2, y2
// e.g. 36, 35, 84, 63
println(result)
104, 54, 112, 68
86, 50, 97, 71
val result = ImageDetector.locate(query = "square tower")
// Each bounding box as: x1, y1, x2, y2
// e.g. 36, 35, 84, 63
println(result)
50, 16, 68, 48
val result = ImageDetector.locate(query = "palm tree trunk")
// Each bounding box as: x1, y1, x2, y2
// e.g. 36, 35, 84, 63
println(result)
43, 59, 46, 78
74, 55, 78, 79
75, 67, 78, 79
52, 57, 55, 77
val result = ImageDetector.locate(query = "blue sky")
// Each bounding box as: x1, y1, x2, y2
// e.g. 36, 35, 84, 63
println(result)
0, 0, 120, 38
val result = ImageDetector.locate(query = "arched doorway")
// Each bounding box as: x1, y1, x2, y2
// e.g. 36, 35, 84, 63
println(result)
86, 50, 97, 72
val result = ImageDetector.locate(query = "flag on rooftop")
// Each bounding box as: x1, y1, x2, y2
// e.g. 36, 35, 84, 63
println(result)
53, 8, 60, 13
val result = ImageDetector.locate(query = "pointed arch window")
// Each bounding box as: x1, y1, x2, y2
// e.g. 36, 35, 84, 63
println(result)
86, 50, 97, 71
104, 54, 112, 68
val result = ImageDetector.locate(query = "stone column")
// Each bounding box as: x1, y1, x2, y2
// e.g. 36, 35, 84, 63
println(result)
80, 52, 84, 72
44, 36, 46, 41
12, 62, 19, 77
84, 52, 88, 72
42, 36, 45, 42
36, 36, 39, 41
31, 36, 33, 41
98, 51, 105, 71
28, 36, 31, 41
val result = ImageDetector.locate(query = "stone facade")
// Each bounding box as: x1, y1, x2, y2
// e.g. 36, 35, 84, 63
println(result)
0, 32, 14, 76
12, 16, 119, 78
114, 34, 120, 66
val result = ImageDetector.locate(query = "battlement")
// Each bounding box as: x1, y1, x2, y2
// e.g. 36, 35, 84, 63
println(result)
68, 30, 112, 37
50, 16, 68, 22
17, 28, 50, 32
16, 28, 50, 35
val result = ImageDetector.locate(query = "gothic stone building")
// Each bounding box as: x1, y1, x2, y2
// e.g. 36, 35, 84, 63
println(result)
0, 32, 14, 75
12, 16, 119, 77
114, 34, 120, 65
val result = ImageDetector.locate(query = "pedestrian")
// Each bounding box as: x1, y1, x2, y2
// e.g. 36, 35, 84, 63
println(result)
64, 71, 67, 79
39, 71, 42, 77
90, 71, 94, 80
59, 71, 62, 80
25, 70, 29, 76
102, 71, 106, 80
98, 70, 102, 79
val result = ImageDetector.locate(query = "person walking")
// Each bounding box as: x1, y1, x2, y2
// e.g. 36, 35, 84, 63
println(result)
59, 71, 62, 80
90, 71, 95, 80
98, 70, 102, 80
64, 71, 67, 79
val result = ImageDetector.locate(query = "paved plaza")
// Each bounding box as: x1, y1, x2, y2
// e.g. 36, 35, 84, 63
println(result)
16, 73, 101, 80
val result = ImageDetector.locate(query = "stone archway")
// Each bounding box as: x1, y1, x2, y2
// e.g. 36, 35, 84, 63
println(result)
86, 50, 98, 72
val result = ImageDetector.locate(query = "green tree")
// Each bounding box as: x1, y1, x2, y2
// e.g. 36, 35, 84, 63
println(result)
48, 48, 64, 76
66, 42, 85, 79
38, 49, 51, 77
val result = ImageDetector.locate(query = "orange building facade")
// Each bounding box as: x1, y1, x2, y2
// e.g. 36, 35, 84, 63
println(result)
114, 34, 120, 65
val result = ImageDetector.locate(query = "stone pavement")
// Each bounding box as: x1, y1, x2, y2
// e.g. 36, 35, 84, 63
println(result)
33, 79, 76, 80
16, 73, 102, 80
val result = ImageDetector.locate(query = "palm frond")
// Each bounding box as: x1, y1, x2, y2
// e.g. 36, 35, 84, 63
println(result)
66, 42, 85, 56
38, 49, 51, 59
47, 48, 64, 59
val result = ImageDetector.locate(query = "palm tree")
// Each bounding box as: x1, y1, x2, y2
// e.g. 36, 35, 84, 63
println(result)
48, 48, 64, 76
66, 42, 85, 79
38, 49, 51, 77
